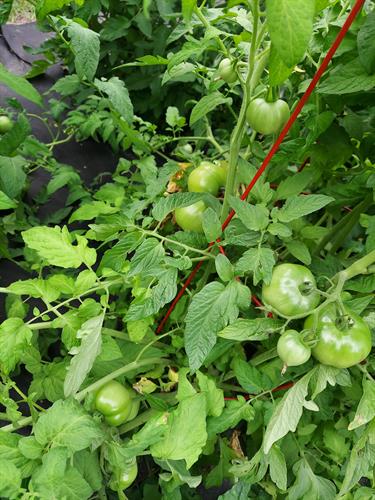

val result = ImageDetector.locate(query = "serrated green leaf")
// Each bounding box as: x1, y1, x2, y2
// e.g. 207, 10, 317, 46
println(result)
190, 92, 232, 126
266, 0, 314, 67
263, 368, 317, 453
0, 63, 43, 107
275, 194, 334, 223
64, 313, 104, 397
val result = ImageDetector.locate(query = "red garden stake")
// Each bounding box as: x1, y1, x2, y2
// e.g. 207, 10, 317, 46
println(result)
157, 0, 366, 334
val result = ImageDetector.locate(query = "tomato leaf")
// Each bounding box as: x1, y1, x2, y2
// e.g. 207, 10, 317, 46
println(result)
263, 368, 317, 454
0, 63, 43, 107
318, 59, 375, 94
235, 247, 275, 285
150, 393, 207, 468
230, 197, 269, 231
33, 399, 104, 453
348, 380, 375, 431
266, 0, 314, 67
0, 318, 32, 375
66, 20, 100, 81
64, 312, 105, 397
185, 281, 247, 371
197, 371, 224, 417
288, 459, 336, 500
95, 77, 133, 123
190, 92, 232, 126
274, 194, 334, 223
357, 10, 375, 75
219, 318, 282, 342
22, 226, 96, 269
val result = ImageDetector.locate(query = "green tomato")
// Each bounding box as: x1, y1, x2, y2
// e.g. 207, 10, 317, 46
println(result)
0, 116, 13, 134
212, 160, 228, 186
246, 98, 290, 135
95, 380, 133, 424
105, 407, 131, 427
179, 143, 193, 155
174, 200, 206, 233
188, 163, 220, 196
218, 58, 237, 84
262, 263, 320, 317
277, 329, 311, 366
111, 460, 138, 491
127, 398, 140, 421
304, 304, 372, 369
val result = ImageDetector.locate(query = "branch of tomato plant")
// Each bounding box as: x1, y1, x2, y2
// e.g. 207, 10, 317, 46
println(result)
137, 227, 215, 258
75, 357, 168, 402
221, 0, 261, 221
1, 357, 168, 433
24, 278, 124, 325
194, 6, 228, 56
152, 135, 223, 154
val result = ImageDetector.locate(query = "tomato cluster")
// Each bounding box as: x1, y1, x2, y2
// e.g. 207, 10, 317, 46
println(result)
174, 160, 227, 232
263, 263, 372, 369
0, 115, 13, 134
94, 380, 139, 426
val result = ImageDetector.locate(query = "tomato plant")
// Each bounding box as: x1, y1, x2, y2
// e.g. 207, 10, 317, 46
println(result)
0, 1, 374, 499
262, 263, 320, 317
305, 305, 372, 369
277, 329, 311, 367
246, 97, 290, 135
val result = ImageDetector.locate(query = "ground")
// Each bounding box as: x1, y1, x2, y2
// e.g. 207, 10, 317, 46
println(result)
9, 0, 35, 24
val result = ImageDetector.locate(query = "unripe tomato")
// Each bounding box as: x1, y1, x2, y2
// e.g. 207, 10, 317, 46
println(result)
304, 304, 372, 369
277, 329, 311, 366
95, 380, 133, 427
179, 143, 193, 155
212, 160, 228, 186
110, 459, 138, 491
246, 98, 290, 135
188, 164, 220, 196
0, 116, 13, 134
218, 58, 237, 84
174, 200, 206, 233
262, 263, 320, 317
104, 407, 132, 426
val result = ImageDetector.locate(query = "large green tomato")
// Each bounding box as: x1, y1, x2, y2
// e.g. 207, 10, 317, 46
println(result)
262, 263, 320, 317
218, 58, 237, 84
246, 98, 290, 135
188, 163, 220, 195
277, 329, 311, 366
174, 200, 206, 233
110, 459, 138, 491
0, 116, 13, 134
212, 160, 228, 186
95, 380, 133, 426
304, 305, 372, 369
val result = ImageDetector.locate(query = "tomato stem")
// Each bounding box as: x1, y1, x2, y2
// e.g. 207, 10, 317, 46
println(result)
221, 1, 261, 221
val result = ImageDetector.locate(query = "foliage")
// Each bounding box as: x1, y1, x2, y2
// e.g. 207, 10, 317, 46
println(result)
0, 0, 374, 498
